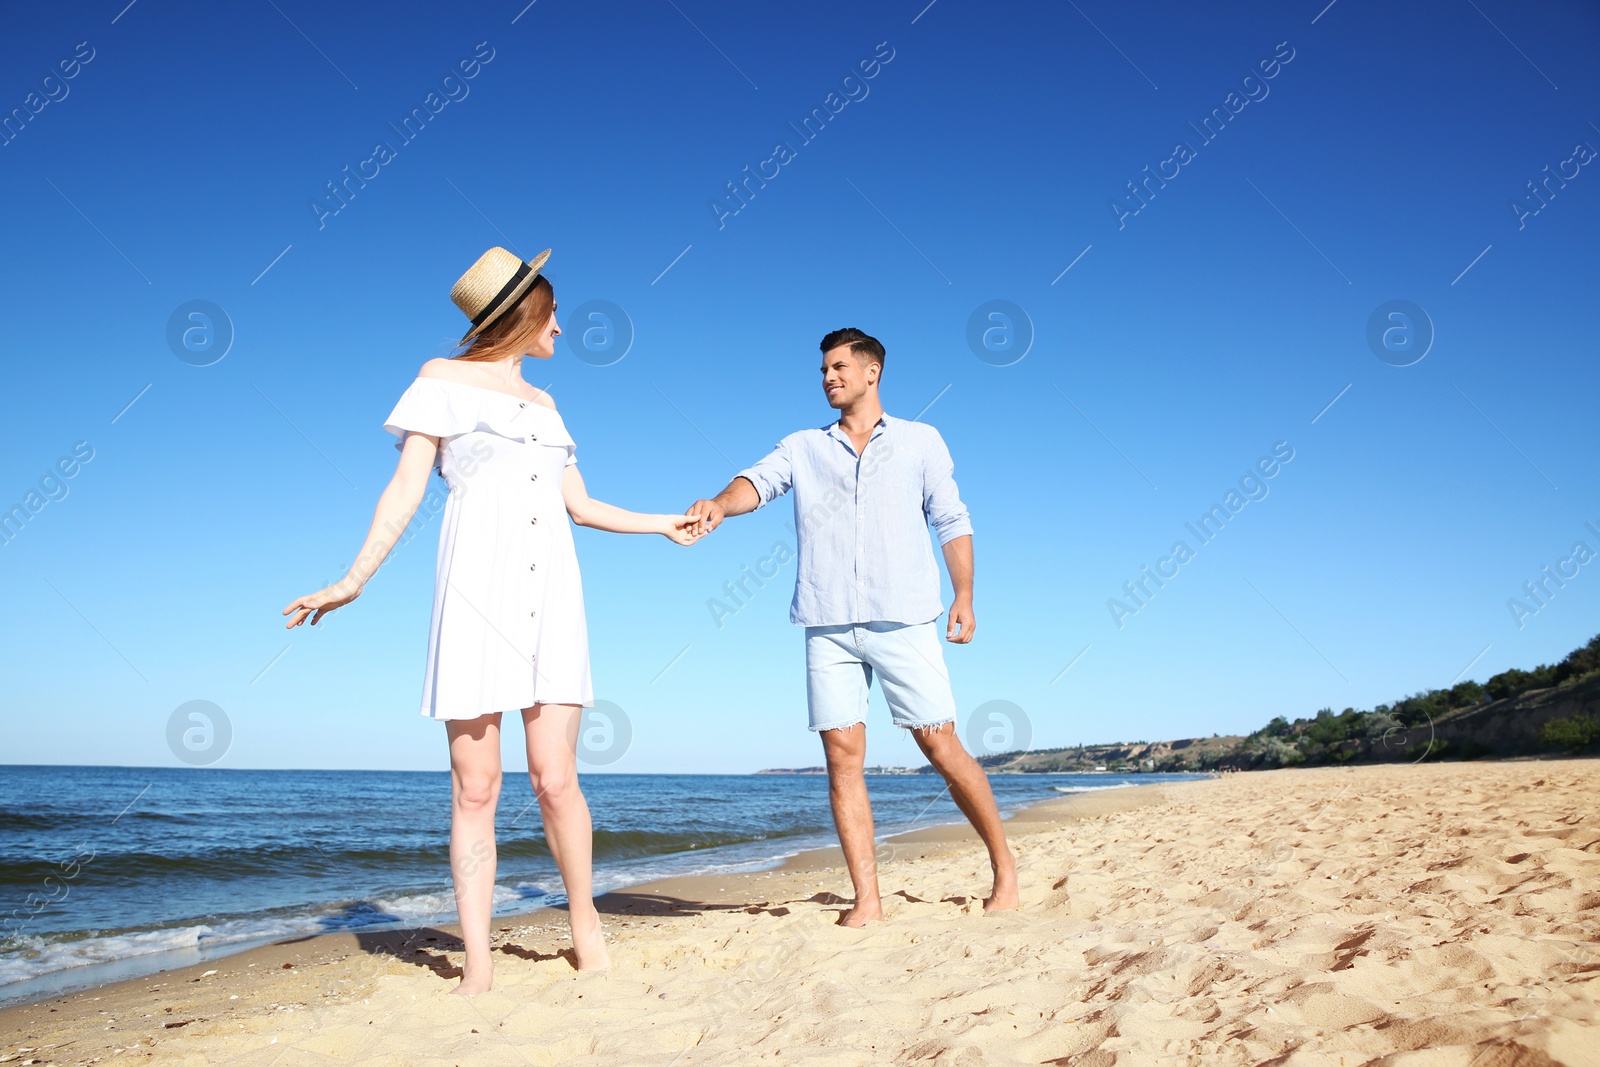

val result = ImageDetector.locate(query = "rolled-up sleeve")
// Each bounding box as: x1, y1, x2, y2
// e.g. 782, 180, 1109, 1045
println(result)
737, 436, 795, 508
923, 431, 973, 545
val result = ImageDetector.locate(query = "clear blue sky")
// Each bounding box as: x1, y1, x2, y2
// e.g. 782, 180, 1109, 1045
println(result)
3, 0, 1597, 774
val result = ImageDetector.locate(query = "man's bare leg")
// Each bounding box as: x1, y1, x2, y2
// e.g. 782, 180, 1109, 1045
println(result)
911, 722, 1019, 912
820, 724, 883, 926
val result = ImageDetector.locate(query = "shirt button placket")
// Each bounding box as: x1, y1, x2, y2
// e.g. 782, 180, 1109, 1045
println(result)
853, 459, 865, 618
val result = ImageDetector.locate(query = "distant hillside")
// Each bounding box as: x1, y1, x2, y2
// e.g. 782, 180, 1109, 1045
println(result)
1212, 632, 1600, 769
975, 735, 1243, 774
979, 632, 1600, 773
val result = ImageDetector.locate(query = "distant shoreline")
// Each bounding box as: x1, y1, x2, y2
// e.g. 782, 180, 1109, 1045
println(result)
755, 766, 921, 775
755, 766, 1131, 775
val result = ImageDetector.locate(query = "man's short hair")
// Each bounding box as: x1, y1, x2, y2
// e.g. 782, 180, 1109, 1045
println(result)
820, 327, 885, 372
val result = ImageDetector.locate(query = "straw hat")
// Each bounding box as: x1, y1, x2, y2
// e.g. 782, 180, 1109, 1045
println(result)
451, 246, 552, 343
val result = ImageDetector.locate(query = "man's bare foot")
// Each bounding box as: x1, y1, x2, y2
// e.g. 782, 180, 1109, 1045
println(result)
837, 900, 883, 927
452, 958, 493, 995
570, 906, 610, 971
983, 855, 1020, 913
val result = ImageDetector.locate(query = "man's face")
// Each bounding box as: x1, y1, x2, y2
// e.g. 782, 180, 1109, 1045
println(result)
820, 345, 878, 409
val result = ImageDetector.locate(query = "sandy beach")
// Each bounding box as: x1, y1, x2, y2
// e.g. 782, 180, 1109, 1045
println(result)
3, 759, 1595, 1066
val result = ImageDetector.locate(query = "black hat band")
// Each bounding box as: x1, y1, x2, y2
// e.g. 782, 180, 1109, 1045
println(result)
470, 262, 535, 329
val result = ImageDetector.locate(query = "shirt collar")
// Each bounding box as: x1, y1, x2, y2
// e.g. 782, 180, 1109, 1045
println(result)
825, 412, 891, 444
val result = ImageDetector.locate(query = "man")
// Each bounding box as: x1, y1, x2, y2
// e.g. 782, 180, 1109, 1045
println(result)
688, 328, 1018, 926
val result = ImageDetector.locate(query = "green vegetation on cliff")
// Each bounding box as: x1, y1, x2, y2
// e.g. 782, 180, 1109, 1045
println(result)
978, 633, 1600, 773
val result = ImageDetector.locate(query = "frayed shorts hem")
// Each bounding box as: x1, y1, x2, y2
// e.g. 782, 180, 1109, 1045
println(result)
809, 717, 867, 733
893, 716, 956, 732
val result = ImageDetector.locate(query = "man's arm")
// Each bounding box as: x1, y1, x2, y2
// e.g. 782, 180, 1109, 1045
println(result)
687, 476, 759, 532
922, 429, 975, 643
689, 438, 793, 531
942, 534, 975, 643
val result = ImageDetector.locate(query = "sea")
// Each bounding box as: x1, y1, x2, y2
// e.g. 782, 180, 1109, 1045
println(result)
0, 765, 1206, 1006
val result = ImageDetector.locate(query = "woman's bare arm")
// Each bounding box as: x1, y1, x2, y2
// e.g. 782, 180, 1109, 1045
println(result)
282, 432, 440, 627
562, 465, 702, 544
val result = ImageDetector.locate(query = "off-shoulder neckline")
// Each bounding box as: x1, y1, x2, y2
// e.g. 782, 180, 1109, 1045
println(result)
412, 375, 558, 412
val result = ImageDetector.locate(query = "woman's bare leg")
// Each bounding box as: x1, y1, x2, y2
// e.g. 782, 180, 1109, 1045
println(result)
446, 714, 503, 994
522, 703, 609, 970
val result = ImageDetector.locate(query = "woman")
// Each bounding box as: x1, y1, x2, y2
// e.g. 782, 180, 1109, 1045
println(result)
283, 246, 701, 994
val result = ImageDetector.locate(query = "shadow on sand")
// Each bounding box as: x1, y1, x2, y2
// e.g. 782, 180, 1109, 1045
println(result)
274, 883, 844, 983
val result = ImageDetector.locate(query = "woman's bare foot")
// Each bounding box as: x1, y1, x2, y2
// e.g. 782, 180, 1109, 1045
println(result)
838, 898, 883, 927
569, 906, 610, 971
983, 854, 1020, 913
452, 957, 494, 995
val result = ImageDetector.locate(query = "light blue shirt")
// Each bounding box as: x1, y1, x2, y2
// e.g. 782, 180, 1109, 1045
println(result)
737, 413, 973, 627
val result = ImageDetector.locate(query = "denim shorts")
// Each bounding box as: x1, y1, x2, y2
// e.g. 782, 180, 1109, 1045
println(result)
804, 620, 958, 732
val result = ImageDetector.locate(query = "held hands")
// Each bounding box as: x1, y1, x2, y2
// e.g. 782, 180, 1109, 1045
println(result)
283, 577, 363, 629
661, 498, 734, 544
661, 514, 707, 546
946, 596, 976, 644
685, 499, 726, 532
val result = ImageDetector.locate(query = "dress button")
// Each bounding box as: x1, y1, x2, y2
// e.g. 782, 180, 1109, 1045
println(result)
531, 516, 538, 525
529, 563, 536, 571
519, 402, 527, 409
531, 434, 538, 442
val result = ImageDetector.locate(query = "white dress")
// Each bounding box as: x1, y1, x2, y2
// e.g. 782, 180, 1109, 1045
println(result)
383, 377, 593, 719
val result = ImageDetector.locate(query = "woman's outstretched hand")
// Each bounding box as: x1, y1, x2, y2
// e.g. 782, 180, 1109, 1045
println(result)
660, 514, 706, 546
282, 578, 362, 628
